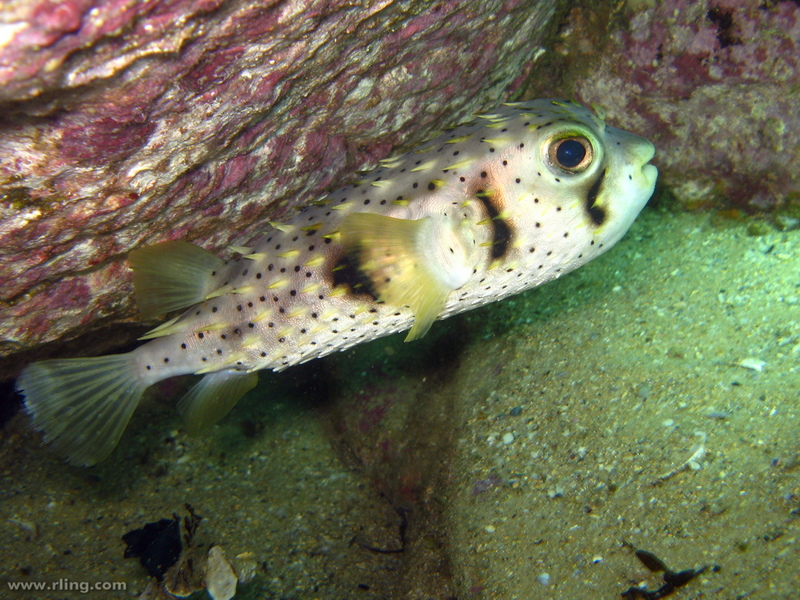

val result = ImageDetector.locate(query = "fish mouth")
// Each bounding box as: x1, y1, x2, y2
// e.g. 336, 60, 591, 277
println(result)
642, 163, 658, 187
634, 140, 658, 190
639, 140, 656, 164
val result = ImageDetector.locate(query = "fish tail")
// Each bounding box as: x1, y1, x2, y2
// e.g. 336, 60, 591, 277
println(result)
17, 354, 148, 467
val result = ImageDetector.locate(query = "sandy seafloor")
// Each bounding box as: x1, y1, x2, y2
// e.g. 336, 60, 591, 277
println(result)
1, 206, 799, 599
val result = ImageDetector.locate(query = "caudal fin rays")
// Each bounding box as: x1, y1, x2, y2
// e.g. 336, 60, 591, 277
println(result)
17, 354, 147, 467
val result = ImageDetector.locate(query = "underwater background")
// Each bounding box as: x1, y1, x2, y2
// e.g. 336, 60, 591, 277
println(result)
1, 1, 799, 598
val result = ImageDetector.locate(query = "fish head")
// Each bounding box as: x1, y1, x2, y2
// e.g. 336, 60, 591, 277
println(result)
521, 100, 658, 258
593, 123, 658, 246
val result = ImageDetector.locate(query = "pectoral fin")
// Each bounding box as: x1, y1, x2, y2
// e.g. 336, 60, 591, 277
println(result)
340, 213, 473, 341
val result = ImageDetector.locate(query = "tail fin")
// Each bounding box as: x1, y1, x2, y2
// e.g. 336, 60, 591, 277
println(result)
17, 354, 148, 467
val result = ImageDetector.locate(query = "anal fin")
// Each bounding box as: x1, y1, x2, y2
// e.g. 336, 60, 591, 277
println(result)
177, 371, 258, 435
128, 241, 224, 319
340, 213, 473, 341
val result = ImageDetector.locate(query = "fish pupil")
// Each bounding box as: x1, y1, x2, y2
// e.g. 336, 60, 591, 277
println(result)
556, 139, 586, 168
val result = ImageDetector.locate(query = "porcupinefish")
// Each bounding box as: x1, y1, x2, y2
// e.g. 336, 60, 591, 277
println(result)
17, 99, 658, 466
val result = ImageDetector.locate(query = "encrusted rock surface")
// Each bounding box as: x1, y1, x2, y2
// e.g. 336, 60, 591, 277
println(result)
0, 0, 563, 368
547, 0, 800, 211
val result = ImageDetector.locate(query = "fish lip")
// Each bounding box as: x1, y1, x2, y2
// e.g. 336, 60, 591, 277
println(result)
638, 141, 658, 188
642, 163, 658, 184
640, 141, 656, 165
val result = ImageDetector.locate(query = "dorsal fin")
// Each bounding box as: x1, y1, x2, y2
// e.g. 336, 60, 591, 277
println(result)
128, 241, 224, 319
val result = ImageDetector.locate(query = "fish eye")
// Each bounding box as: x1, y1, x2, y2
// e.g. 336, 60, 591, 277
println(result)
548, 136, 593, 173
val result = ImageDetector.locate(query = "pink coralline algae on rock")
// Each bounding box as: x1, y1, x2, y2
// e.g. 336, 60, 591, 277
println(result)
0, 0, 565, 371
556, 0, 800, 211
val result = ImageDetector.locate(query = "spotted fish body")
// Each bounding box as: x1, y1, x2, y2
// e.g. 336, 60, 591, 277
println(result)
18, 99, 658, 466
